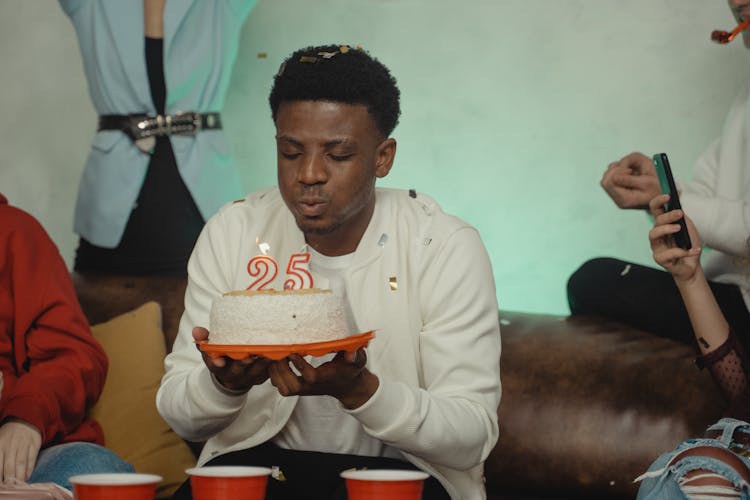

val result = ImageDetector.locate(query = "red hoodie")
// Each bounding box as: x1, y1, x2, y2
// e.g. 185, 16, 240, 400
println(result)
0, 194, 105, 446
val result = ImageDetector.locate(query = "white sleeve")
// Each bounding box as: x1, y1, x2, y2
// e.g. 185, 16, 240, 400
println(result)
156, 210, 250, 442
681, 137, 750, 256
680, 190, 750, 256
346, 227, 501, 470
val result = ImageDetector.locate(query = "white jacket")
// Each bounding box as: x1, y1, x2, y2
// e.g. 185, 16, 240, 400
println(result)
156, 187, 502, 499
681, 81, 750, 304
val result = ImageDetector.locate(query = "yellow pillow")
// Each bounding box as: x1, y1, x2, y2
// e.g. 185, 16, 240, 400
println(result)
89, 302, 195, 499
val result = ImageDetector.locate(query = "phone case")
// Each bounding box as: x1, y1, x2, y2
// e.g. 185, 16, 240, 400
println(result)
653, 153, 692, 250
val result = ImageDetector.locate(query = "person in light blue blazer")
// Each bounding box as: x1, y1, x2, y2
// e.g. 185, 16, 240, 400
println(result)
59, 0, 257, 275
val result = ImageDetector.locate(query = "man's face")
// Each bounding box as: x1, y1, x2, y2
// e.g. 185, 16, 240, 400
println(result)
275, 100, 395, 256
728, 0, 750, 48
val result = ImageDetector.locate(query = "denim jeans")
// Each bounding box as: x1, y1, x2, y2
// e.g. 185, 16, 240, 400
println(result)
636, 418, 750, 500
28, 442, 134, 491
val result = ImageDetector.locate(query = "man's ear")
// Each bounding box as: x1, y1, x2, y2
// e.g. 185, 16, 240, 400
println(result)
375, 138, 397, 178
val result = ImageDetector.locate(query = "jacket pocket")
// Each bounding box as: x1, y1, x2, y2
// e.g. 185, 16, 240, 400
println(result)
91, 131, 124, 153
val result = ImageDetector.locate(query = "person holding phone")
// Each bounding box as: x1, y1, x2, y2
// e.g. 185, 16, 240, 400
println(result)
566, 1, 750, 347
635, 194, 750, 499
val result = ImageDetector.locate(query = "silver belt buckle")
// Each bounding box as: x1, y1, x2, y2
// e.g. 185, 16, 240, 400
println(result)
128, 112, 203, 153
171, 112, 201, 136
132, 115, 157, 153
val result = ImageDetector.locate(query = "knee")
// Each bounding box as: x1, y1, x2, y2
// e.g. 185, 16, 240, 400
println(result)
655, 445, 750, 500
30, 442, 133, 491
40, 442, 133, 474
566, 258, 619, 313
679, 469, 743, 499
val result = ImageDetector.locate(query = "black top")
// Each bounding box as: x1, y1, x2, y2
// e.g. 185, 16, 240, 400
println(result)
145, 37, 166, 114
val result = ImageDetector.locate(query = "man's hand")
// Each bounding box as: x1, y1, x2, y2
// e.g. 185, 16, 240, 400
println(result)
0, 419, 42, 482
601, 152, 661, 209
269, 349, 379, 409
193, 327, 272, 392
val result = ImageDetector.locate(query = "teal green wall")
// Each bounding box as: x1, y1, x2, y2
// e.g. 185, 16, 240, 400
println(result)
2, 1, 750, 314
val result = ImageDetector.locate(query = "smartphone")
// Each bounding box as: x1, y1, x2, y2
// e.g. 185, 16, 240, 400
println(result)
652, 153, 692, 250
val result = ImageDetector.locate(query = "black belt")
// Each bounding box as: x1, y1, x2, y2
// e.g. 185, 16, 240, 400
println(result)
98, 112, 222, 152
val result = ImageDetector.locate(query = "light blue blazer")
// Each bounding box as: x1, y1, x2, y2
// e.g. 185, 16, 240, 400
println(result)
59, 0, 257, 248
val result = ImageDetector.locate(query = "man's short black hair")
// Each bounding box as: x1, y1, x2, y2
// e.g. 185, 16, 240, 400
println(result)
269, 44, 401, 137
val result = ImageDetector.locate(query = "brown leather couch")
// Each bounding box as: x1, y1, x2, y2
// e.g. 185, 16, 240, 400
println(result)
72, 272, 725, 499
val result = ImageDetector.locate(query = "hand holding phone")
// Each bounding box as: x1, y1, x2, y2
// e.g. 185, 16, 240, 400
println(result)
652, 153, 692, 250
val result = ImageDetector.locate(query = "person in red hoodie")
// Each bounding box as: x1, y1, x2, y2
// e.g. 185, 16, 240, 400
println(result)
0, 194, 133, 491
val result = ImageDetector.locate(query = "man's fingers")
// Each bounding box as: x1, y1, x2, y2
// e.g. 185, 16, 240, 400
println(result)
611, 172, 654, 190
620, 152, 653, 173
192, 326, 210, 342
602, 164, 619, 180
288, 355, 316, 383
342, 348, 366, 365
269, 362, 295, 396
205, 353, 227, 368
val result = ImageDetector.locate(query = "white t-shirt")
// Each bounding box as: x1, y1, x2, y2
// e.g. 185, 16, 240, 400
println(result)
272, 247, 402, 459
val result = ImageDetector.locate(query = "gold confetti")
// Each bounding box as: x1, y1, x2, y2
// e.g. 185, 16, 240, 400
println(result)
299, 55, 317, 63
389, 277, 398, 291
271, 466, 286, 481
257, 52, 267, 59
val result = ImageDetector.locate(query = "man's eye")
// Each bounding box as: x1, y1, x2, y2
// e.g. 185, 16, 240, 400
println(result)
281, 152, 301, 160
329, 154, 353, 162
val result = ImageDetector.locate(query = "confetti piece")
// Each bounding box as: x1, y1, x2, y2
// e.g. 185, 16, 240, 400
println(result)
389, 277, 398, 291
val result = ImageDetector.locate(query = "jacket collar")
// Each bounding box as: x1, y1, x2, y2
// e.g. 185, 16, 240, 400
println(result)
349, 190, 392, 270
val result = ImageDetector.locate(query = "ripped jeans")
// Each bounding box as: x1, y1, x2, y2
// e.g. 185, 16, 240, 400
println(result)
636, 418, 750, 500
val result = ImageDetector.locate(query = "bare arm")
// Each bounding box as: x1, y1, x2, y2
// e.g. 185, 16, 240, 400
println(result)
649, 194, 728, 353
649, 194, 748, 404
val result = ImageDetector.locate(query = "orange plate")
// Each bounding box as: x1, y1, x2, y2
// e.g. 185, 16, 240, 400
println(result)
197, 331, 375, 360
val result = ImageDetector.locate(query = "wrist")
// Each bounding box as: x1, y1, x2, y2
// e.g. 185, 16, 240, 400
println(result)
338, 370, 379, 410
673, 266, 705, 290
210, 372, 250, 396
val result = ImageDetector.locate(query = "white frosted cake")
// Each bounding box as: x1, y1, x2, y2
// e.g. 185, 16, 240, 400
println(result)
208, 288, 352, 345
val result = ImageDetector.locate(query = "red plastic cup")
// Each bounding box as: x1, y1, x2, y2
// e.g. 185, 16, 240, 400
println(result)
340, 469, 430, 500
186, 466, 272, 500
69, 473, 162, 500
